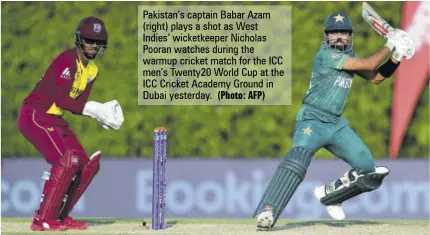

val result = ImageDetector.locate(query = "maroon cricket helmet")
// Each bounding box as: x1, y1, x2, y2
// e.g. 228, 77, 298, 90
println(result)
75, 16, 108, 41
75, 16, 108, 60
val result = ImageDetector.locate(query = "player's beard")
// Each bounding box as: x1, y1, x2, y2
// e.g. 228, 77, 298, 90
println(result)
333, 38, 347, 51
81, 45, 105, 60
76, 46, 97, 61
76, 41, 106, 61
75, 35, 107, 61
83, 48, 98, 60
326, 34, 351, 52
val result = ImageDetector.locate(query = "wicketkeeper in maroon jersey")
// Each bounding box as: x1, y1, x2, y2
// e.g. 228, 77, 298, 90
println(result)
17, 16, 124, 231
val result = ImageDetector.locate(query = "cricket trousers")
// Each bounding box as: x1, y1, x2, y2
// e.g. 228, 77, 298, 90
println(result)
293, 104, 375, 175
17, 104, 91, 219
17, 104, 89, 166
17, 104, 103, 230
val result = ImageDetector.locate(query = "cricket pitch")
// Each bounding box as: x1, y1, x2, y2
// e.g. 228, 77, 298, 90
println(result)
1, 218, 429, 235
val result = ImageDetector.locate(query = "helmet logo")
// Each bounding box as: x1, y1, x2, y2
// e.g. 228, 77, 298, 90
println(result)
93, 23, 102, 33
333, 14, 345, 22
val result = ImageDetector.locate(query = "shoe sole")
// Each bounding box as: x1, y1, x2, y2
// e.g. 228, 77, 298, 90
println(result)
314, 186, 346, 220
256, 211, 273, 231
256, 225, 272, 231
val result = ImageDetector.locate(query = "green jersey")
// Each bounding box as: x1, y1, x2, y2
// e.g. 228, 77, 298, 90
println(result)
302, 43, 356, 116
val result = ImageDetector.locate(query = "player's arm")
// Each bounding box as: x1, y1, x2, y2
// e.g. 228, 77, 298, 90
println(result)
53, 64, 102, 117
54, 69, 122, 129
355, 56, 401, 84
77, 77, 96, 103
342, 29, 403, 71
53, 64, 87, 114
343, 31, 410, 83
322, 45, 391, 73
355, 70, 383, 84
76, 76, 124, 130
342, 46, 392, 71
323, 48, 398, 85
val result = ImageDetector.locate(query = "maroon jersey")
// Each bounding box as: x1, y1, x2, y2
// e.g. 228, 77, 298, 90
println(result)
23, 48, 99, 119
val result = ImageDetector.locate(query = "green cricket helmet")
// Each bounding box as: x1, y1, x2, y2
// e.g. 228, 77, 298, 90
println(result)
323, 12, 354, 52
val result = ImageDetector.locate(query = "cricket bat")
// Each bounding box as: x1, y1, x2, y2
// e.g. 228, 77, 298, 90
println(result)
362, 2, 394, 38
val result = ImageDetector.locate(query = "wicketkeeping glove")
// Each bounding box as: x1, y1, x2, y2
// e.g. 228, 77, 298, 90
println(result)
82, 101, 107, 121
99, 100, 124, 130
82, 100, 124, 130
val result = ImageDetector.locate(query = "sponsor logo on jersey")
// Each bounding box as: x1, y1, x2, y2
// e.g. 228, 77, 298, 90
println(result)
60, 67, 71, 80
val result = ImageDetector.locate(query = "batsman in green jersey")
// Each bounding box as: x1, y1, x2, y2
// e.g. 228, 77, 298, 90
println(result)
253, 12, 415, 231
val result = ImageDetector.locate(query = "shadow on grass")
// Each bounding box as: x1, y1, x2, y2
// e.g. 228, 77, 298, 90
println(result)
166, 220, 178, 229
84, 219, 178, 229
87, 219, 116, 227
272, 220, 382, 231
140, 220, 178, 229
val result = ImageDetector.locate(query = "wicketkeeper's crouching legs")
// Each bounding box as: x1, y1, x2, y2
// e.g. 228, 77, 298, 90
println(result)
253, 147, 314, 230
31, 149, 80, 231
57, 151, 101, 229
34, 150, 101, 231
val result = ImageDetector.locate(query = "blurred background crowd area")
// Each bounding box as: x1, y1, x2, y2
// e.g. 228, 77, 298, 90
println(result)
2, 1, 428, 159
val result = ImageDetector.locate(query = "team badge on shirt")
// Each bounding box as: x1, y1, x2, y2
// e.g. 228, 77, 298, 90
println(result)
303, 127, 312, 136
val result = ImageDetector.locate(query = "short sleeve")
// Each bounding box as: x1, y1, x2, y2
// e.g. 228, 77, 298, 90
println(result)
321, 50, 350, 70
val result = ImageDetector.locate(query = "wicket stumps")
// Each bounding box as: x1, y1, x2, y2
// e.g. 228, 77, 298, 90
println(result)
152, 127, 167, 230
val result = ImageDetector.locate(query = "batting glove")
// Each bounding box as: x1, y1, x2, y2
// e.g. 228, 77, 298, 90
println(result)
392, 35, 415, 62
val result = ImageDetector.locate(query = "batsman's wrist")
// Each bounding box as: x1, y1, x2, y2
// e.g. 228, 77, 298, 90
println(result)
377, 58, 400, 78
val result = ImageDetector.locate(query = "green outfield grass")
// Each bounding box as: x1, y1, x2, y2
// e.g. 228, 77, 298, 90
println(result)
2, 218, 429, 235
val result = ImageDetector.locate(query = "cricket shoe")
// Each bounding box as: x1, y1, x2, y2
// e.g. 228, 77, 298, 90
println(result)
255, 209, 274, 231
30, 211, 68, 231
314, 185, 345, 220
60, 216, 88, 230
